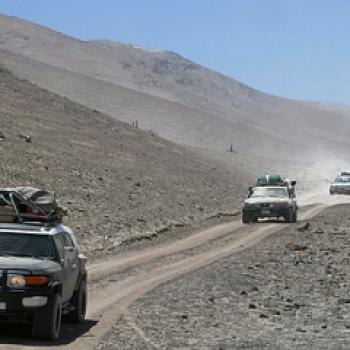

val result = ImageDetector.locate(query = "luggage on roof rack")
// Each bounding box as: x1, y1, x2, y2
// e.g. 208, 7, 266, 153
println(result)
256, 174, 285, 186
0, 187, 66, 223
254, 174, 297, 197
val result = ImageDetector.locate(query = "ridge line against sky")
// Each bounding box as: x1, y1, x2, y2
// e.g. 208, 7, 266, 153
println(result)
0, 0, 349, 105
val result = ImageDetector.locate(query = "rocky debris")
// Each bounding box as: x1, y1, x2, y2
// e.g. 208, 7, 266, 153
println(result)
297, 222, 310, 232
0, 67, 247, 259
285, 241, 308, 251
18, 133, 32, 143
0, 131, 5, 141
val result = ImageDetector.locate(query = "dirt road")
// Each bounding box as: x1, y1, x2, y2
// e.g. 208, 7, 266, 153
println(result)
0, 194, 348, 350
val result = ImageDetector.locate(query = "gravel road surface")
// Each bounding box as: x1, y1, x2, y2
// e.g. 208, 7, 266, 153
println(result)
99, 203, 350, 350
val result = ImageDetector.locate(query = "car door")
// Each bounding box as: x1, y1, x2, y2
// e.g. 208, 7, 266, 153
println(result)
62, 232, 79, 299
53, 234, 71, 301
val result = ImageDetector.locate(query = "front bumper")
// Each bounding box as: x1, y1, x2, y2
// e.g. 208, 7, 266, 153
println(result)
242, 206, 290, 218
0, 288, 52, 318
330, 187, 350, 194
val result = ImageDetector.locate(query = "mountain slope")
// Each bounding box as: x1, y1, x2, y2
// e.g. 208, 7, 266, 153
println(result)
0, 66, 247, 257
0, 13, 350, 163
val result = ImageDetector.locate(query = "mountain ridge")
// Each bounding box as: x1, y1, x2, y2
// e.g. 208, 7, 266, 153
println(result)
1, 13, 350, 164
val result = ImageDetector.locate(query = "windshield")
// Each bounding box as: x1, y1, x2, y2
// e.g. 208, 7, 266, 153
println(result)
0, 233, 53, 258
334, 176, 350, 183
249, 187, 288, 198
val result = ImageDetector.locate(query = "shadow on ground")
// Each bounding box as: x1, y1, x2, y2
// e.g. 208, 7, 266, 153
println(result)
0, 319, 97, 346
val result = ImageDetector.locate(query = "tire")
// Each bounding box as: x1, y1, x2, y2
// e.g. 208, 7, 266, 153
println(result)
32, 294, 62, 341
284, 208, 294, 223
63, 279, 87, 323
252, 217, 259, 223
242, 212, 250, 224
329, 191, 334, 195
292, 209, 297, 223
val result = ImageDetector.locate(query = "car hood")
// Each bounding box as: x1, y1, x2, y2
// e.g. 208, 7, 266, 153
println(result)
245, 197, 290, 204
0, 256, 60, 274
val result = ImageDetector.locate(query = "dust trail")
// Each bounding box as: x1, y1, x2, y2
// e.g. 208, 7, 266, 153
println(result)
293, 156, 350, 205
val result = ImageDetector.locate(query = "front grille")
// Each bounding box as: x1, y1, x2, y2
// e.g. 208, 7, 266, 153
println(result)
260, 203, 271, 208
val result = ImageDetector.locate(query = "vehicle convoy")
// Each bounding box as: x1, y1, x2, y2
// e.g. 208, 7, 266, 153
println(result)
0, 188, 87, 340
241, 174, 298, 224
329, 172, 350, 195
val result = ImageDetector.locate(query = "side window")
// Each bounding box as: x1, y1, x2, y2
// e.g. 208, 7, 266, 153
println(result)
53, 235, 65, 260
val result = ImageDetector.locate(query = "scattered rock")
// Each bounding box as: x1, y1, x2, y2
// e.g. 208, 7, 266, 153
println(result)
285, 241, 308, 251
297, 222, 310, 232
337, 298, 350, 304
19, 133, 32, 143
333, 230, 347, 236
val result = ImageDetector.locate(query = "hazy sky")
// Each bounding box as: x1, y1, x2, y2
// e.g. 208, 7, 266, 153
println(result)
0, 0, 349, 104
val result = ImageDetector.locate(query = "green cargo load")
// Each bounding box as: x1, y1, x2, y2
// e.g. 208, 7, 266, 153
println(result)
256, 174, 283, 186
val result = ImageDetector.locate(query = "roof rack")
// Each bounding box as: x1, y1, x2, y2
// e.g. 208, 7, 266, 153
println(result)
340, 172, 350, 176
255, 174, 296, 187
0, 189, 59, 224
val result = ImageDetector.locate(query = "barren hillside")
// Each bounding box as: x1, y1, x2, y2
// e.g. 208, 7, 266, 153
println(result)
0, 66, 248, 258
1, 14, 350, 163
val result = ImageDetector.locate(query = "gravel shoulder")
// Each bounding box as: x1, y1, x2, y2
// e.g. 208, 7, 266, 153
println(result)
99, 204, 350, 350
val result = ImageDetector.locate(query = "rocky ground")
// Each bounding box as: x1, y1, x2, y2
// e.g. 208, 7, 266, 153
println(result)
0, 66, 249, 259
99, 204, 350, 349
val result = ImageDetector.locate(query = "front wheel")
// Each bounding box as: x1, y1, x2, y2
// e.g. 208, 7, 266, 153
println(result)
292, 209, 297, 223
63, 279, 87, 323
284, 208, 294, 223
32, 294, 62, 340
242, 212, 250, 224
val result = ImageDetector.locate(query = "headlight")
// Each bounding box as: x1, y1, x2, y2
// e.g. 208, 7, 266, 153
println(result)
7, 274, 49, 288
7, 274, 26, 288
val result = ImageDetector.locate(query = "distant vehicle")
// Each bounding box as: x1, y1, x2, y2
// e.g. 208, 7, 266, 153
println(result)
241, 174, 298, 224
0, 188, 87, 341
329, 172, 350, 195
